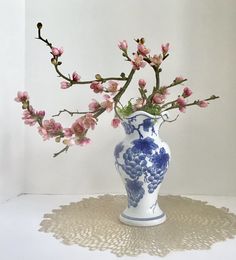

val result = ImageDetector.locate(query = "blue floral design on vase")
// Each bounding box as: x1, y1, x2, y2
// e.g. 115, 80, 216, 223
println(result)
125, 178, 145, 207
114, 111, 171, 227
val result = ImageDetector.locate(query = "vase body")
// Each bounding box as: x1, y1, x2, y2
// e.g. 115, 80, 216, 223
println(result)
114, 111, 171, 226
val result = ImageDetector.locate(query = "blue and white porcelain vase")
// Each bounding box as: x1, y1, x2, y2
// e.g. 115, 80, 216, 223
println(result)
114, 111, 170, 226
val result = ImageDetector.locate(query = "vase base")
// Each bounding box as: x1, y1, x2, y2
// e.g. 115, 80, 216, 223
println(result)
119, 212, 166, 227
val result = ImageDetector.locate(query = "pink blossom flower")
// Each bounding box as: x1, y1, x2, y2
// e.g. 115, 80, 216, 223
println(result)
71, 120, 85, 136
63, 128, 74, 137
38, 127, 49, 140
80, 113, 97, 130
118, 40, 128, 51
153, 94, 165, 104
176, 97, 187, 112
51, 47, 63, 56
138, 44, 150, 56
183, 87, 193, 97
111, 118, 121, 128
15, 91, 29, 103
38, 119, 63, 140
60, 81, 70, 89
22, 110, 37, 126
36, 110, 45, 118
131, 54, 146, 70
161, 43, 170, 55
88, 99, 100, 112
76, 137, 91, 146
150, 54, 163, 66
174, 76, 184, 84
22, 107, 45, 123
100, 95, 114, 112
72, 71, 81, 82
138, 79, 146, 89
134, 98, 147, 109
90, 81, 104, 93
198, 100, 208, 108
107, 81, 121, 93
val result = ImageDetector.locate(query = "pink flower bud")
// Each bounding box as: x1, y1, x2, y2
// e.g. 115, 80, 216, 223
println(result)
131, 54, 146, 70
35, 110, 45, 119
107, 81, 120, 93
15, 91, 29, 103
118, 40, 128, 51
90, 81, 104, 93
88, 99, 100, 112
176, 97, 187, 112
138, 79, 146, 89
161, 43, 170, 55
60, 81, 70, 89
174, 76, 184, 84
150, 54, 162, 67
38, 119, 63, 140
77, 137, 91, 146
78, 113, 97, 130
111, 118, 121, 128
138, 44, 150, 56
198, 100, 208, 108
183, 87, 192, 97
71, 120, 85, 136
72, 71, 81, 82
22, 110, 37, 126
63, 128, 74, 137
51, 47, 63, 56
101, 95, 114, 112
153, 94, 165, 104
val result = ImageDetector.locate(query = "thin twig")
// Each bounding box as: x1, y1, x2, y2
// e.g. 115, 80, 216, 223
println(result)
53, 145, 69, 157
52, 109, 90, 117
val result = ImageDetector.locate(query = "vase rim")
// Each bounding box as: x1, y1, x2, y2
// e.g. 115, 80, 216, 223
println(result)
123, 110, 169, 120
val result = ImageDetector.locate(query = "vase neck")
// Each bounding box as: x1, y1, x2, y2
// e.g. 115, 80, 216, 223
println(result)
122, 113, 165, 138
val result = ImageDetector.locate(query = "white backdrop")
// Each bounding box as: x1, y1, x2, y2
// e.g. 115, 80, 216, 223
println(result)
20, 0, 236, 196
0, 0, 25, 203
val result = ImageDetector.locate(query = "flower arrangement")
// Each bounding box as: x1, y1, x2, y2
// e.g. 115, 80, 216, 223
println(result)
15, 23, 219, 157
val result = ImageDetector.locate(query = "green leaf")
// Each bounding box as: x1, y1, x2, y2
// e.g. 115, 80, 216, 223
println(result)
117, 100, 134, 118
143, 103, 161, 116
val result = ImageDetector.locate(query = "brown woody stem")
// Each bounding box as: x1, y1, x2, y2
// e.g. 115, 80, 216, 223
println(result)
36, 23, 127, 86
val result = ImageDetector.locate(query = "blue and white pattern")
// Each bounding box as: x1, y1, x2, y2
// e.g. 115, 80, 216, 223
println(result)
114, 113, 170, 208
122, 116, 156, 138
125, 178, 145, 207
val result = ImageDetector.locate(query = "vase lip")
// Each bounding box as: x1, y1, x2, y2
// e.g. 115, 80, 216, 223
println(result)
123, 110, 169, 120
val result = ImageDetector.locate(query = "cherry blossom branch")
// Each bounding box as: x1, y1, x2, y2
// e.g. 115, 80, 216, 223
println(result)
15, 26, 220, 158
52, 109, 90, 117
163, 95, 220, 112
51, 70, 135, 156
166, 78, 188, 89
53, 145, 69, 158
113, 69, 136, 119
36, 23, 128, 86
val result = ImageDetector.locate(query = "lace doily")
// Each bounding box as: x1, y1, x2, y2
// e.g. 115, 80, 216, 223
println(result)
39, 195, 236, 257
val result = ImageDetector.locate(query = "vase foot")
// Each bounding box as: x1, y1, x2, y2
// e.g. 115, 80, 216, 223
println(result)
119, 212, 166, 227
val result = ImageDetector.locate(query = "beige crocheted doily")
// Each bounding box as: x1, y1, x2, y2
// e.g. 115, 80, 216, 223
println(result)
39, 195, 236, 257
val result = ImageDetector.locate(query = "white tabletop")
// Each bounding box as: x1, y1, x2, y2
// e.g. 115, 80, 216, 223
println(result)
0, 194, 236, 260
